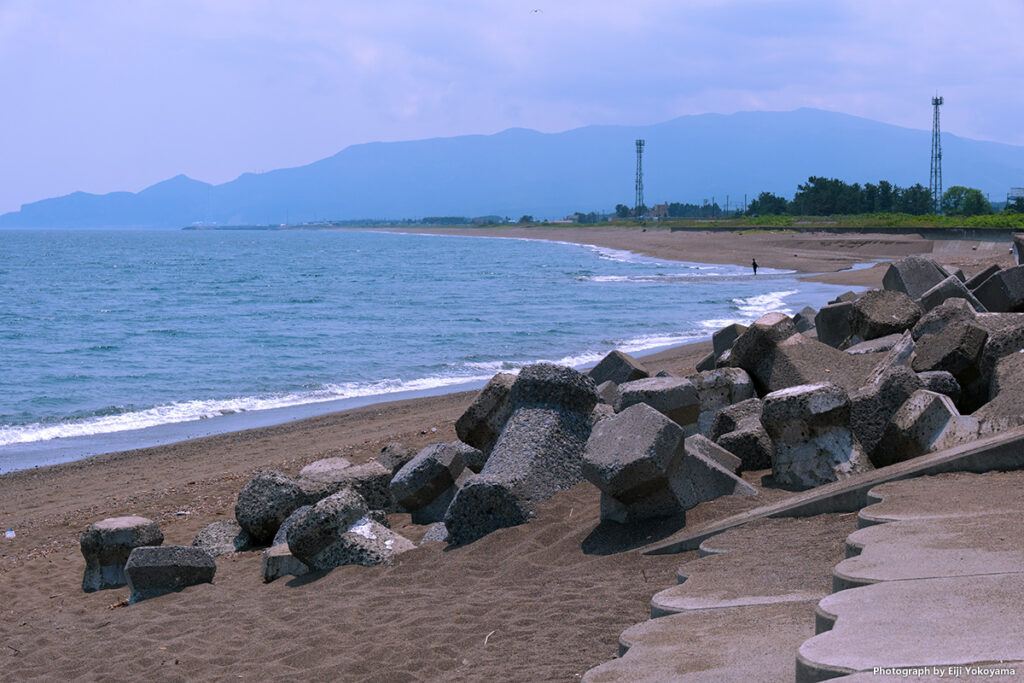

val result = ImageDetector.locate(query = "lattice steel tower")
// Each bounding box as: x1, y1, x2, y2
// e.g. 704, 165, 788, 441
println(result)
634, 139, 645, 216
930, 95, 943, 213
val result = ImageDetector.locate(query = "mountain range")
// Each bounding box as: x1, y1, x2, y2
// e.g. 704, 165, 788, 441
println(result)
3, 108, 1023, 227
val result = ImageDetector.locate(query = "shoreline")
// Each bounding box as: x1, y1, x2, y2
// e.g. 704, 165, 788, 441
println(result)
0, 227, 884, 474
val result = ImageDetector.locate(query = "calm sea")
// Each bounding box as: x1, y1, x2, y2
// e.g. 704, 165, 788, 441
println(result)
0, 228, 857, 471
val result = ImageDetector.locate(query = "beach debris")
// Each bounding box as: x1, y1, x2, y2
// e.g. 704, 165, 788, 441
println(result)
445, 363, 599, 545
685, 367, 755, 436
973, 264, 1024, 313
919, 274, 986, 313
80, 516, 164, 592
124, 545, 216, 604
455, 372, 515, 456
613, 377, 701, 432
234, 470, 311, 545
761, 382, 873, 490
390, 441, 468, 524
882, 255, 949, 300
375, 442, 417, 476
709, 398, 773, 471
588, 350, 650, 386
849, 289, 922, 341
875, 390, 981, 467
4, 529, 14, 539
288, 493, 414, 570
192, 519, 252, 557
261, 544, 309, 582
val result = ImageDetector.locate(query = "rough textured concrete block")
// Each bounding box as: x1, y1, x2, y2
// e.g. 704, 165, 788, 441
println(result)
974, 264, 1024, 312
843, 333, 905, 356
445, 363, 599, 544
261, 543, 309, 582
911, 320, 988, 389
710, 398, 774, 471
375, 443, 417, 476
875, 390, 980, 466
80, 516, 164, 592
973, 352, 1024, 434
298, 457, 351, 479
712, 323, 747, 358
582, 403, 683, 516
596, 380, 618, 405
792, 306, 817, 333
919, 274, 986, 313
916, 370, 961, 404
882, 255, 948, 300
297, 461, 395, 512
668, 445, 757, 510
286, 489, 368, 567
454, 372, 515, 454
191, 520, 251, 558
124, 546, 215, 603
390, 441, 466, 511
271, 505, 312, 546
815, 302, 853, 348
234, 470, 312, 545
830, 291, 861, 304
694, 351, 716, 372
911, 297, 978, 340
737, 331, 875, 395
614, 376, 701, 430
849, 289, 922, 340
850, 366, 924, 461
685, 367, 755, 435
684, 434, 742, 473
761, 383, 873, 490
1014, 234, 1024, 265
588, 350, 649, 386
964, 263, 1001, 291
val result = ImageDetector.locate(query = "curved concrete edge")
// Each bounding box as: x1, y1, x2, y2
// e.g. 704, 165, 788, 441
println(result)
796, 650, 855, 683
642, 426, 1024, 556
814, 601, 839, 635
844, 538, 865, 558
831, 568, 873, 594
651, 587, 822, 618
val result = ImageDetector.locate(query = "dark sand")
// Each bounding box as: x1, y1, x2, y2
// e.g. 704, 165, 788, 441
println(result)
0, 228, 1010, 680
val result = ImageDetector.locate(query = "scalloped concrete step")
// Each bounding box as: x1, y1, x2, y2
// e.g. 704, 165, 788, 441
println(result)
857, 470, 1024, 528
834, 512, 1024, 591
797, 575, 1024, 682
651, 515, 852, 617
584, 601, 819, 682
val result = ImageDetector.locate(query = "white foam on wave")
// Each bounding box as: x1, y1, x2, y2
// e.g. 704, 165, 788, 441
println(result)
732, 290, 798, 318
0, 373, 496, 447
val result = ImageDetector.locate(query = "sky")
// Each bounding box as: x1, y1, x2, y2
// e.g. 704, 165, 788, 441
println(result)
1, 0, 1022, 214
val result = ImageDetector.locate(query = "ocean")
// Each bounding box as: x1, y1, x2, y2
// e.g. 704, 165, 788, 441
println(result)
0, 228, 858, 472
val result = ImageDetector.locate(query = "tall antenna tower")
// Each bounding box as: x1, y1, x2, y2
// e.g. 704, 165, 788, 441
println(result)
634, 139, 645, 216
930, 95, 943, 213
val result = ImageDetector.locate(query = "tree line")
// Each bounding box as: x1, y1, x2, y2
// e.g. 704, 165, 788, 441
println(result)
747, 177, 1021, 217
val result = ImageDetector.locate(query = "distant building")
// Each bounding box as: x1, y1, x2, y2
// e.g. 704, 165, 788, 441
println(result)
650, 203, 668, 219
1009, 187, 1024, 201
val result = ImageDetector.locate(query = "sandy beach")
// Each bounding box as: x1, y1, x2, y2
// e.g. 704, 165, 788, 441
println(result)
0, 227, 1014, 680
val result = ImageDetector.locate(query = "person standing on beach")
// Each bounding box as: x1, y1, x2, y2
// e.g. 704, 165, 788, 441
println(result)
751, 258, 758, 275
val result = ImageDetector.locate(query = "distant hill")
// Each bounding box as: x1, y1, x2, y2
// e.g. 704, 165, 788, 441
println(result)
3, 108, 1023, 227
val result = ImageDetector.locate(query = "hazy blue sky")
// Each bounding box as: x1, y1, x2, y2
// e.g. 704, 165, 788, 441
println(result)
2, 1, 1022, 214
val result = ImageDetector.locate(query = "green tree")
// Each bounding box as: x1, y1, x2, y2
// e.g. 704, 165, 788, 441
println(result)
518, 215, 534, 223
746, 192, 790, 215
615, 204, 631, 218
941, 186, 992, 216
894, 184, 933, 215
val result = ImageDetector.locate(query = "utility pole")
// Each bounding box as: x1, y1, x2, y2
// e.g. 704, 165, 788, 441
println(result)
634, 139, 645, 217
930, 95, 944, 214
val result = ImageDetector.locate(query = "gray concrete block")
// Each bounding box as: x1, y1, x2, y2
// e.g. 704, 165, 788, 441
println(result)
124, 546, 215, 603
191, 520, 251, 558
712, 323, 748, 358
261, 543, 309, 582
389, 441, 467, 511
234, 470, 312, 545
875, 390, 980, 467
685, 367, 755, 435
964, 263, 1001, 291
919, 274, 986, 313
668, 446, 757, 510
910, 297, 977, 340
761, 383, 873, 490
685, 434, 741, 473
793, 306, 817, 333
882, 255, 948, 300
454, 372, 515, 454
974, 264, 1024, 312
849, 289, 921, 340
80, 516, 164, 592
614, 376, 701, 430
588, 350, 649, 386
